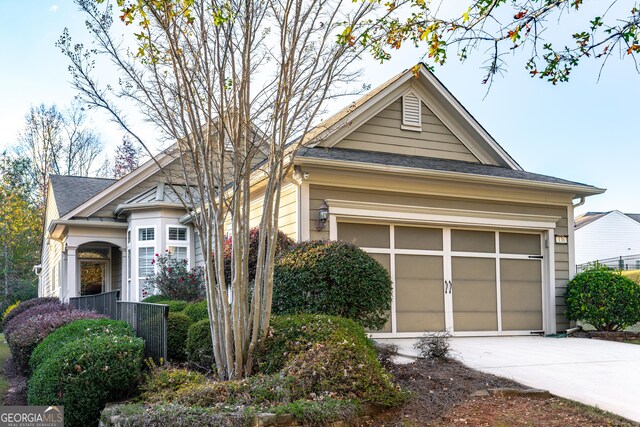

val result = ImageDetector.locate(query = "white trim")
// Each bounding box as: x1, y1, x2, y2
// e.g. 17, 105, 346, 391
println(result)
389, 225, 397, 334
495, 232, 502, 333
167, 224, 190, 268
328, 201, 559, 230
568, 205, 576, 278
370, 330, 541, 339
546, 229, 557, 334
300, 182, 310, 241
443, 228, 453, 333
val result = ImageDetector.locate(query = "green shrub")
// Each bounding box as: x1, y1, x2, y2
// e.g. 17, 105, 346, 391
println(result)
30, 319, 134, 372
273, 241, 392, 330
185, 319, 214, 371
256, 314, 375, 374
565, 264, 640, 331
140, 365, 206, 399
183, 300, 208, 322
257, 315, 404, 407
142, 295, 170, 304
3, 301, 20, 319
28, 334, 144, 427
164, 300, 188, 312
167, 312, 192, 362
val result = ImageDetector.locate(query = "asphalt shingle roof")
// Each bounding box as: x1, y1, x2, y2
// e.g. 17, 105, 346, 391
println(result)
298, 147, 597, 188
50, 175, 117, 217
575, 211, 640, 230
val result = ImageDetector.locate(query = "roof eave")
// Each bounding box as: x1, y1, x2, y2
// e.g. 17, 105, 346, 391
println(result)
48, 219, 129, 240
295, 156, 605, 197
114, 201, 186, 216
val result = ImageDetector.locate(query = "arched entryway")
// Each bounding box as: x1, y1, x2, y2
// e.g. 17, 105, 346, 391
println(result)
70, 242, 125, 298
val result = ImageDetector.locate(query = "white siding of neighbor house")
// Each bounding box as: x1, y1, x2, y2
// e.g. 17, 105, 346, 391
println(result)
575, 211, 640, 266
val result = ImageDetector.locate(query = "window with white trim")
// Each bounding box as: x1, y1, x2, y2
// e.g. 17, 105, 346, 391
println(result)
167, 226, 189, 265
139, 227, 155, 241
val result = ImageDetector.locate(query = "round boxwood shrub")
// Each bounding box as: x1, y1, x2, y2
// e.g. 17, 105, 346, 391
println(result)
30, 319, 134, 372
28, 334, 144, 427
168, 312, 193, 363
183, 300, 208, 322
185, 319, 214, 371
565, 265, 640, 331
272, 241, 392, 330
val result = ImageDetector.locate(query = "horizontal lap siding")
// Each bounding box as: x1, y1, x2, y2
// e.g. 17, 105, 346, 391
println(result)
334, 99, 479, 162
249, 183, 298, 241
309, 184, 571, 331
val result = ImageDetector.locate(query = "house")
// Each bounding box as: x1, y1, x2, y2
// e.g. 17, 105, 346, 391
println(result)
574, 210, 640, 267
38, 65, 604, 337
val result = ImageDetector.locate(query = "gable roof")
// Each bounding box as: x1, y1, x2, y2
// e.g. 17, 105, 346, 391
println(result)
575, 211, 640, 230
49, 175, 117, 217
305, 64, 522, 170
298, 147, 602, 194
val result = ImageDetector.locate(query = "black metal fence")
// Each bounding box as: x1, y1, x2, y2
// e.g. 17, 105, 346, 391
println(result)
576, 254, 640, 273
118, 302, 169, 362
69, 293, 168, 362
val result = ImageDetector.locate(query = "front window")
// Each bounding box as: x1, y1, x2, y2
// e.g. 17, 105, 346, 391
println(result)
139, 227, 155, 241
168, 227, 187, 241
167, 225, 189, 266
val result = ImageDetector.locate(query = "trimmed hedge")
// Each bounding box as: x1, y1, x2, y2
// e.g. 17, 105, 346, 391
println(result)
167, 312, 192, 362
30, 319, 134, 372
565, 265, 640, 331
164, 300, 189, 312
183, 300, 208, 322
28, 334, 144, 427
3, 302, 66, 338
6, 308, 105, 374
273, 241, 392, 330
185, 319, 214, 371
1, 297, 59, 331
142, 295, 170, 304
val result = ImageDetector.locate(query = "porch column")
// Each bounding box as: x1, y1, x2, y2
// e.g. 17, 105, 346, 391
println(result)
120, 248, 128, 301
67, 245, 78, 300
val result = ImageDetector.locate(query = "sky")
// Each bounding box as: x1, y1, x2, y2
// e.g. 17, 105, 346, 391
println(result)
1, 1, 639, 217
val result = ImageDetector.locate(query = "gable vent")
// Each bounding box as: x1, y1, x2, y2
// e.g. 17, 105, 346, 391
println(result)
401, 92, 422, 131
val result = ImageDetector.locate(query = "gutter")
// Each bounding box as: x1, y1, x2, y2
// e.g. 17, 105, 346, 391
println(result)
113, 201, 186, 216
572, 197, 586, 208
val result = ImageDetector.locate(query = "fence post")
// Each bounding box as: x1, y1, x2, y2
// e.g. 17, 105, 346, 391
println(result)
620, 256, 624, 270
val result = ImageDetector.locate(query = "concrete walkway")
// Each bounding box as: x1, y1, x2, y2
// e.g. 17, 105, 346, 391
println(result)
382, 337, 640, 423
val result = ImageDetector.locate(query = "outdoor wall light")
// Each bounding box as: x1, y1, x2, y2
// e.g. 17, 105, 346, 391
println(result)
316, 201, 329, 231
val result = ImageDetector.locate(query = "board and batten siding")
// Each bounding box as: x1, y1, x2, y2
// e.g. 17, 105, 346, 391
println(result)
308, 184, 571, 332
333, 99, 479, 162
575, 211, 640, 265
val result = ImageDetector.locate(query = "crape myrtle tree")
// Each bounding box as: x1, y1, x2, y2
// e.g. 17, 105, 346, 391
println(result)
362, 0, 640, 85
58, 0, 383, 380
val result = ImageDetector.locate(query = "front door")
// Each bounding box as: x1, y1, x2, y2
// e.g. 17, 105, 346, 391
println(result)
80, 261, 108, 296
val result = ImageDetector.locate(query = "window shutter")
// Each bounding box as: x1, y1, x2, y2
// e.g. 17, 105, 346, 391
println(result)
402, 93, 422, 131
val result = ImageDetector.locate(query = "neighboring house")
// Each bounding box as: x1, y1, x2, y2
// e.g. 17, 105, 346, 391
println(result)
38, 65, 604, 337
574, 210, 640, 266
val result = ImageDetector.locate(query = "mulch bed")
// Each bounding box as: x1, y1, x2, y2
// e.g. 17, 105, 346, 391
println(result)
367, 357, 637, 427
3, 357, 28, 406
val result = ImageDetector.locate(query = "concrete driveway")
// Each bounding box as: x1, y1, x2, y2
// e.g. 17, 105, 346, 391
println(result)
382, 337, 640, 423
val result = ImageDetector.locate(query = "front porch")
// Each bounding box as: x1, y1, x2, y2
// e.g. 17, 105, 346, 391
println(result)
66, 243, 126, 299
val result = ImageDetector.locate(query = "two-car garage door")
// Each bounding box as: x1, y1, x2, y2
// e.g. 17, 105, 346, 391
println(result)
337, 222, 544, 336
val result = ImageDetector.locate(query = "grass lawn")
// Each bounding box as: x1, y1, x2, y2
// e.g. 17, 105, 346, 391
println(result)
0, 334, 10, 401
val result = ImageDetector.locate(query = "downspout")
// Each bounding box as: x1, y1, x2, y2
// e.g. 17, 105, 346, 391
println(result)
572, 196, 585, 208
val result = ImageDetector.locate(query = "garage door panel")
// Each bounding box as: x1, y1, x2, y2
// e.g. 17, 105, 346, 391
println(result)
451, 230, 495, 253
452, 257, 497, 332
337, 223, 389, 248
395, 226, 443, 250
396, 254, 444, 332
500, 232, 541, 255
501, 259, 542, 331
369, 253, 392, 332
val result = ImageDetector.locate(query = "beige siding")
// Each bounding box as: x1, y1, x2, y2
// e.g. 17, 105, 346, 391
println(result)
248, 183, 298, 240
309, 183, 571, 332
41, 184, 62, 298
334, 99, 479, 162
